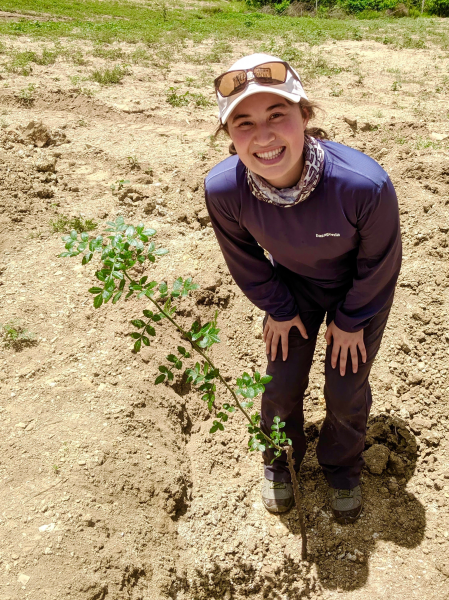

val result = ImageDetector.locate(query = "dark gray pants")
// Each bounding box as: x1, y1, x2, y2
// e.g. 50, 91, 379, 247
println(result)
262, 265, 393, 489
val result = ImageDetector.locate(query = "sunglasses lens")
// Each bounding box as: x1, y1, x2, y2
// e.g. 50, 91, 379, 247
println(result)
253, 62, 288, 84
217, 70, 247, 97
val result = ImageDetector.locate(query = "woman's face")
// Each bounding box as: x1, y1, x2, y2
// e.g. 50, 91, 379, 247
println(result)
227, 92, 309, 189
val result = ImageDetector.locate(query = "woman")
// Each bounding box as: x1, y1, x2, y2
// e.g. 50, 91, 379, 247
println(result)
204, 53, 402, 524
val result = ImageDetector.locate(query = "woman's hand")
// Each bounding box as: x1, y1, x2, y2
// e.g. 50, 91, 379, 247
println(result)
325, 320, 367, 376
263, 314, 308, 362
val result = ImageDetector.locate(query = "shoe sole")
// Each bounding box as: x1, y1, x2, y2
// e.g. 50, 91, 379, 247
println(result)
262, 497, 295, 514
332, 503, 363, 525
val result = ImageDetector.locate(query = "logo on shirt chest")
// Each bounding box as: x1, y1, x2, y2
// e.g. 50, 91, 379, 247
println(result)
316, 233, 341, 238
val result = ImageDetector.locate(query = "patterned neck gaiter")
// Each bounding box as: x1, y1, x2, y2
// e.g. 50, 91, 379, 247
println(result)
246, 135, 325, 208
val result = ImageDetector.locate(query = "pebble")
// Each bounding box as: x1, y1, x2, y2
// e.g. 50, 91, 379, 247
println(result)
17, 573, 30, 585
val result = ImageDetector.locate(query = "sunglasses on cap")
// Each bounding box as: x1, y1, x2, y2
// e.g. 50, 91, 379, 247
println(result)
214, 61, 300, 98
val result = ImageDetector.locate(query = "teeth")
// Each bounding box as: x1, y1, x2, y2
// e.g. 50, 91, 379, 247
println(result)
255, 147, 283, 160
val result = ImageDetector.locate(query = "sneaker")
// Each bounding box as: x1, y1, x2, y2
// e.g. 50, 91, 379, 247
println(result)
261, 478, 294, 514
329, 485, 362, 524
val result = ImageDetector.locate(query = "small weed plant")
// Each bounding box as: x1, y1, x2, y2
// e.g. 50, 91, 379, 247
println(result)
1, 320, 36, 350
18, 83, 36, 104
90, 65, 129, 85
166, 87, 212, 108
50, 215, 98, 234
60, 217, 307, 558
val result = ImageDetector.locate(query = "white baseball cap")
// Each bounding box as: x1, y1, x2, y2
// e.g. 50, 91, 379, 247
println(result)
216, 53, 308, 125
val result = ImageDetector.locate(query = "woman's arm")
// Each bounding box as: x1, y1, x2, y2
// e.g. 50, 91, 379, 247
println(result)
205, 189, 298, 321
334, 176, 402, 333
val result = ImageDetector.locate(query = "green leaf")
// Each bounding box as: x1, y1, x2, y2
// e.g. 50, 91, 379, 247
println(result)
159, 366, 168, 373
70, 230, 78, 240
223, 403, 236, 413
134, 339, 142, 352
167, 371, 174, 382
142, 336, 150, 346
166, 354, 178, 363
155, 374, 166, 385
130, 332, 141, 339
88, 287, 103, 294
273, 416, 280, 424
131, 319, 146, 329
145, 325, 156, 336
242, 372, 252, 385
93, 294, 103, 309
260, 375, 273, 384
112, 291, 122, 304
154, 248, 169, 256
159, 282, 168, 296
143, 309, 153, 318
177, 346, 190, 358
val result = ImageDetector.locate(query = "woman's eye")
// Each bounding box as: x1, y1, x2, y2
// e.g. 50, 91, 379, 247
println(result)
270, 112, 284, 120
238, 121, 252, 127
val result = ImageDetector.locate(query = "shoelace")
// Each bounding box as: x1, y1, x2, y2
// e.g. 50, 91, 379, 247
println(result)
271, 482, 286, 490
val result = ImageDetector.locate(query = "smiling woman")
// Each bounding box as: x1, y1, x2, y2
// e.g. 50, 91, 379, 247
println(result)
204, 53, 402, 522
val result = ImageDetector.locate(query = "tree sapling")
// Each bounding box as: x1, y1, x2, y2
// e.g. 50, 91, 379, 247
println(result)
59, 216, 307, 558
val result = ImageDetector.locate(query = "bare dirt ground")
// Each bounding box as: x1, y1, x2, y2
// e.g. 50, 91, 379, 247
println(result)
1, 29, 449, 600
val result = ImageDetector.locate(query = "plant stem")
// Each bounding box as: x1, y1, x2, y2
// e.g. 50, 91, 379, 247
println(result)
126, 273, 307, 557
146, 295, 279, 447
285, 446, 308, 560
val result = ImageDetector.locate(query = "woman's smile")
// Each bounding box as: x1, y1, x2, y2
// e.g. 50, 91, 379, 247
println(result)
254, 146, 286, 164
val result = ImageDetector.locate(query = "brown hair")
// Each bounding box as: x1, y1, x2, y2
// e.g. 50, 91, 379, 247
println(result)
213, 98, 328, 156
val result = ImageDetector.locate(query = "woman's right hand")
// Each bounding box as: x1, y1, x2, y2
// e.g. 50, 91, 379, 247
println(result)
263, 314, 308, 362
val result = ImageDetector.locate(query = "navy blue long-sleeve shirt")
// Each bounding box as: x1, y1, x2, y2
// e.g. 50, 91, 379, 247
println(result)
204, 140, 402, 333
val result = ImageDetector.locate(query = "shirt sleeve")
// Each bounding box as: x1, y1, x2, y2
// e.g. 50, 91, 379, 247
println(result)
334, 176, 402, 333
205, 189, 298, 321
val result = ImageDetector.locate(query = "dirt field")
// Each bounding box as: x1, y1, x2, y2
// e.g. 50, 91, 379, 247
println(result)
1, 16, 449, 600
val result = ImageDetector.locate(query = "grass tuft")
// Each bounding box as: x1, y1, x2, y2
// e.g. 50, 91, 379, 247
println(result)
90, 64, 129, 85
50, 215, 98, 234
1, 320, 37, 350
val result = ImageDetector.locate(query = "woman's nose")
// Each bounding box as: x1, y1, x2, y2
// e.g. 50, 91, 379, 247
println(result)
254, 125, 276, 147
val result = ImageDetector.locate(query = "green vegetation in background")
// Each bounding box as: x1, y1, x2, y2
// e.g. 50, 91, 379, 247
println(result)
50, 215, 98, 234
1, 320, 37, 350
0, 0, 447, 51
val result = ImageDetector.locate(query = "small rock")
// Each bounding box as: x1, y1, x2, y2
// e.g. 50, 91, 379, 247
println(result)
22, 120, 52, 147
443, 471, 449, 479
15, 422, 27, 429
408, 371, 423, 386
435, 559, 449, 578
412, 311, 431, 325
364, 444, 390, 475
421, 430, 441, 446
78, 460, 86, 466
430, 132, 449, 141
34, 156, 56, 173
197, 208, 211, 227
343, 116, 357, 130
17, 573, 30, 585
398, 336, 412, 354
410, 416, 432, 433
38, 523, 55, 533
387, 477, 399, 494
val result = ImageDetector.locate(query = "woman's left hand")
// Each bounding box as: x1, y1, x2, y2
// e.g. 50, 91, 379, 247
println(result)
324, 321, 367, 376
